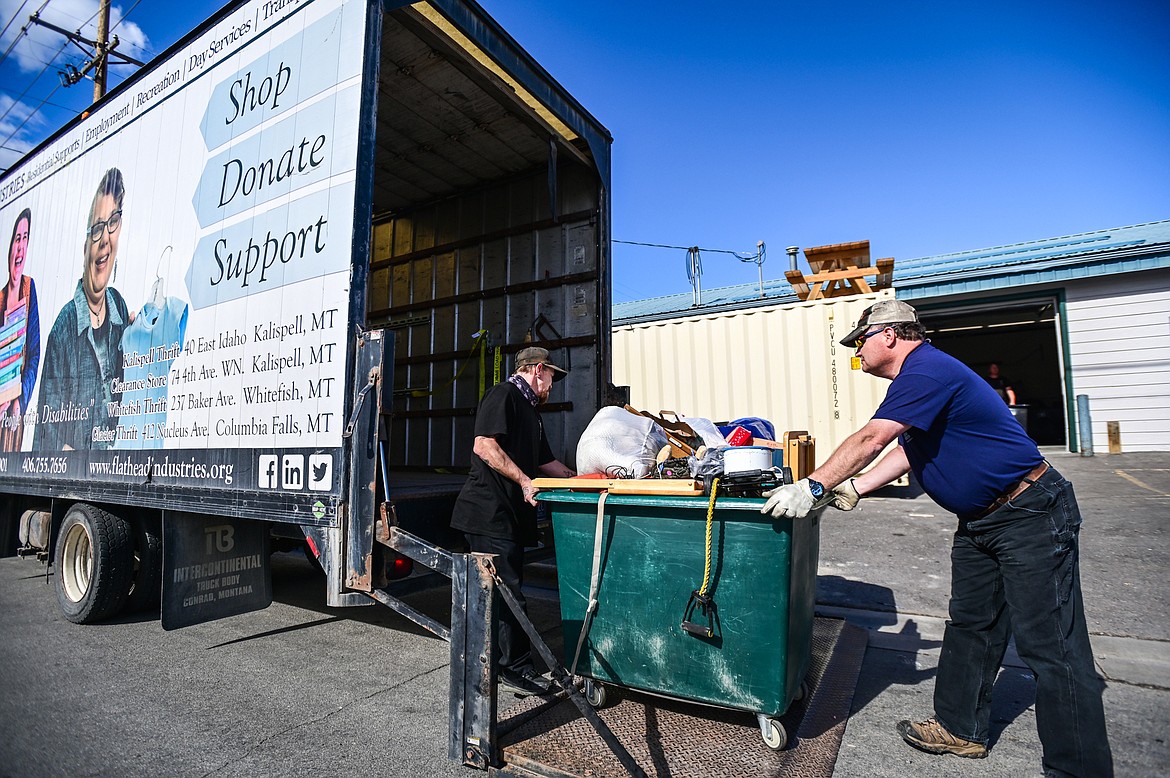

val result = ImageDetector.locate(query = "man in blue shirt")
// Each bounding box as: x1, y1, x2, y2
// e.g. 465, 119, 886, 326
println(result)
761, 299, 1111, 778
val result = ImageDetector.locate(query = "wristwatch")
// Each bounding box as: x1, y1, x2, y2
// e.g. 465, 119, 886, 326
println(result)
806, 478, 825, 499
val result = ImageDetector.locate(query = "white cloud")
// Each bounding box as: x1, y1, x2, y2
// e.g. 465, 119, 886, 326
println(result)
0, 92, 38, 142
0, 93, 37, 170
0, 0, 150, 74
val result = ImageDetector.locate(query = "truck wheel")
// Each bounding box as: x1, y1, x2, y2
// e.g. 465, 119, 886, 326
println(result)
55, 504, 135, 624
126, 515, 162, 612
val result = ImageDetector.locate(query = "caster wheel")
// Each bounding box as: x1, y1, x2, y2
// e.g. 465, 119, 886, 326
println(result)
761, 718, 787, 750
584, 679, 607, 708
793, 680, 809, 702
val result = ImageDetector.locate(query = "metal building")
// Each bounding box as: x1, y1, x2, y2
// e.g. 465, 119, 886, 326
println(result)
613, 220, 1170, 454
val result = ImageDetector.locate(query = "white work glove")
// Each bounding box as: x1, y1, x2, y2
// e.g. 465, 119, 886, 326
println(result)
830, 478, 861, 511
760, 479, 830, 519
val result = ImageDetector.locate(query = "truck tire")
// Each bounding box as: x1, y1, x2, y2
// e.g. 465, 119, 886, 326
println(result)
126, 515, 162, 612
55, 504, 135, 624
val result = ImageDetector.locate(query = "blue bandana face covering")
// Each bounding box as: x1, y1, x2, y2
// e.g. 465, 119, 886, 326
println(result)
508, 374, 539, 407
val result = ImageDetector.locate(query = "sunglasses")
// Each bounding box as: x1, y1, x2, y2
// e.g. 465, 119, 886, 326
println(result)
853, 326, 889, 349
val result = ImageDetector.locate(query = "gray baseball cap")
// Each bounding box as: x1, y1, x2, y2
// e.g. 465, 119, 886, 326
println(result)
514, 346, 568, 380
839, 299, 920, 346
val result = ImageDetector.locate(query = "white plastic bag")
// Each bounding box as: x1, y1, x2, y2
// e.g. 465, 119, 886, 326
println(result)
680, 416, 729, 449
576, 407, 670, 479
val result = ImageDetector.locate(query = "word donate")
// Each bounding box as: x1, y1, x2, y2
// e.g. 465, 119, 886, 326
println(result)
217, 134, 326, 208
192, 86, 359, 227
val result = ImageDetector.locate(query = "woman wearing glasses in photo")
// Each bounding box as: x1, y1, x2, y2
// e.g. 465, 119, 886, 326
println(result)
35, 168, 134, 451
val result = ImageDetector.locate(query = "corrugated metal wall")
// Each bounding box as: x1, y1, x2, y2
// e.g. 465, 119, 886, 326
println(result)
612, 291, 896, 465
1066, 268, 1170, 453
369, 166, 602, 470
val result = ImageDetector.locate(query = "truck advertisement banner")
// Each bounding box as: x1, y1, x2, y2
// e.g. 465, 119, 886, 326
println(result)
0, 0, 367, 519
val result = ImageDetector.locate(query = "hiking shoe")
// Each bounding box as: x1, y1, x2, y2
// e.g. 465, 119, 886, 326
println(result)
499, 667, 552, 697
897, 718, 988, 759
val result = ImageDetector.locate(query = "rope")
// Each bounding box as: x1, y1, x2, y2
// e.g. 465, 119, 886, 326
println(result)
569, 491, 608, 676
410, 329, 489, 398
699, 477, 718, 596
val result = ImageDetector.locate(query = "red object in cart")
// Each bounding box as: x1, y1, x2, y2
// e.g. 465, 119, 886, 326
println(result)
725, 426, 753, 446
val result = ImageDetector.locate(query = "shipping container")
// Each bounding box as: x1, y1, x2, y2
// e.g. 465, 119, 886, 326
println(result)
612, 290, 895, 462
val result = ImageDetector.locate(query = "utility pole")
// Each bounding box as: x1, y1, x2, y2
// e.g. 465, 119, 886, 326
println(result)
94, 0, 110, 101
26, 0, 145, 104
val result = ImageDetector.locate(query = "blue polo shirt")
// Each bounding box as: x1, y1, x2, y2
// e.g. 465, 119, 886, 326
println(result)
873, 342, 1043, 516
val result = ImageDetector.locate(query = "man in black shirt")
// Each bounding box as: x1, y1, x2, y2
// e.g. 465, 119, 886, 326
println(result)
450, 346, 575, 695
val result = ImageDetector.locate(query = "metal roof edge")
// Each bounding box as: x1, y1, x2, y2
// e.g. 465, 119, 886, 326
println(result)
613, 291, 801, 327
897, 219, 1170, 266
895, 243, 1170, 300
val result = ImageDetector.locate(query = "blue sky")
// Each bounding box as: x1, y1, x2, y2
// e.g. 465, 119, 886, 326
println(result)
2, 0, 1168, 303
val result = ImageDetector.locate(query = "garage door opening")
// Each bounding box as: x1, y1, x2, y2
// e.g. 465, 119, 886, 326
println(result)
916, 297, 1067, 447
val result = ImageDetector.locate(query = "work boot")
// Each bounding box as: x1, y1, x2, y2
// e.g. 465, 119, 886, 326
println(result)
499, 666, 552, 697
897, 717, 988, 759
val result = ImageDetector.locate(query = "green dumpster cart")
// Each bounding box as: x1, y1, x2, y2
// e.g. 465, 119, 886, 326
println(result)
539, 490, 821, 750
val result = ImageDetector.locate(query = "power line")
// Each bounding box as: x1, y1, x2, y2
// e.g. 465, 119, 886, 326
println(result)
1, 79, 65, 151
0, 0, 32, 43
614, 238, 762, 261
110, 0, 144, 34
0, 33, 69, 129
615, 238, 769, 304
2, 0, 148, 154
0, 1, 50, 71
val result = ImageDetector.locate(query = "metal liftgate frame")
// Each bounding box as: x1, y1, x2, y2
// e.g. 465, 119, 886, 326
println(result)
373, 526, 645, 777
346, 329, 642, 775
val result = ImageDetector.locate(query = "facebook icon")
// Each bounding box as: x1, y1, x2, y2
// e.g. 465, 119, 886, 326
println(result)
258, 455, 279, 489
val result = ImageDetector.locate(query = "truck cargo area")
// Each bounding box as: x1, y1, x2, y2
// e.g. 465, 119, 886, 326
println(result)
366, 3, 610, 543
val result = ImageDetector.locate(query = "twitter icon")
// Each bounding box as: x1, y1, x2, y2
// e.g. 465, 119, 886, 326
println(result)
309, 454, 333, 492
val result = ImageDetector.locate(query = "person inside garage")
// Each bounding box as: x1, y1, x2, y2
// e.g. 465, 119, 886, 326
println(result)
985, 362, 1018, 405
450, 346, 576, 697
759, 299, 1112, 777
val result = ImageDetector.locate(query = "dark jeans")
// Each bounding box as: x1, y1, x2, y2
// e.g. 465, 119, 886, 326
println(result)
935, 466, 1113, 777
464, 533, 534, 674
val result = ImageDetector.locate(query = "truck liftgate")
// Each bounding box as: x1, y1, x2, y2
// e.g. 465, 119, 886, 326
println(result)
369, 523, 868, 778
373, 525, 645, 776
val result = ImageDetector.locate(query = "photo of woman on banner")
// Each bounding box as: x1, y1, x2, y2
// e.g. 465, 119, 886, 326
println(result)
35, 168, 133, 451
1, 207, 40, 452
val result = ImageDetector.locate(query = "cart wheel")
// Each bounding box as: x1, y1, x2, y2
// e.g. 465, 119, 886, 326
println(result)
761, 718, 787, 750
793, 680, 809, 702
584, 679, 607, 708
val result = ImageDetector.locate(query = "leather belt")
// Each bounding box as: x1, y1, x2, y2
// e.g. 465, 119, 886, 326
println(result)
969, 461, 1050, 520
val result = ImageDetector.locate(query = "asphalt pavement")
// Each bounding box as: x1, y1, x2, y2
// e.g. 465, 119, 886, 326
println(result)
0, 450, 1166, 777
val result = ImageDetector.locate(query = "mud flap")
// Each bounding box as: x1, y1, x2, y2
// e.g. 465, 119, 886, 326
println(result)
161, 511, 272, 630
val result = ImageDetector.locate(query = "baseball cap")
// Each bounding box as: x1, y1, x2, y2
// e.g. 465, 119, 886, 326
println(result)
514, 346, 568, 381
839, 299, 920, 346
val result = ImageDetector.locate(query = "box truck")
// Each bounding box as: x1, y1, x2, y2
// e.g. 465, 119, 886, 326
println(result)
0, 0, 611, 629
